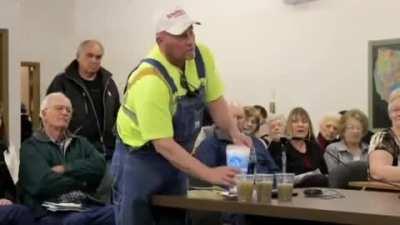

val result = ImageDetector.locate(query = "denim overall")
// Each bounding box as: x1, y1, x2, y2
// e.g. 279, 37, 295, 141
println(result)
111, 47, 206, 225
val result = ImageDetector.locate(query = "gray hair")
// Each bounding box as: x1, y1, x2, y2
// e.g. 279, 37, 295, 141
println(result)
76, 39, 104, 58
40, 92, 70, 118
266, 113, 286, 126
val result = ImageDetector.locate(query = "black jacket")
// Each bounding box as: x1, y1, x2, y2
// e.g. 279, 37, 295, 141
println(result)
0, 141, 15, 202
47, 60, 120, 159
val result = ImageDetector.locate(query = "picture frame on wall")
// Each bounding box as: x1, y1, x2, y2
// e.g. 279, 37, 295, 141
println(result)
369, 38, 400, 129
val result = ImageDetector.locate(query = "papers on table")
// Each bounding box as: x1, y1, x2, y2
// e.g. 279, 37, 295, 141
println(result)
42, 201, 85, 212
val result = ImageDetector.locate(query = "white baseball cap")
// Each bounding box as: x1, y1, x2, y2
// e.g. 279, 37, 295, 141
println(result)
156, 7, 200, 35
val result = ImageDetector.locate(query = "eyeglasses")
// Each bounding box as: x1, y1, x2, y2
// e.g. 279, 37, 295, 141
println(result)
345, 125, 362, 131
47, 105, 73, 114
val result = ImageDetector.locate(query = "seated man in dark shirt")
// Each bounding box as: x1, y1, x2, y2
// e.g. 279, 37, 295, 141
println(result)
195, 103, 279, 175
19, 93, 114, 225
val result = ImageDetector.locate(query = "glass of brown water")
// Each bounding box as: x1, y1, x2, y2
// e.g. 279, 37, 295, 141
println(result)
276, 173, 295, 202
255, 173, 274, 203
236, 174, 254, 202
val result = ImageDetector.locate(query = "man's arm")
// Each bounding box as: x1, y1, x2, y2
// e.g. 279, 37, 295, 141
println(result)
20, 142, 82, 199
207, 97, 251, 146
153, 138, 237, 186
63, 138, 106, 188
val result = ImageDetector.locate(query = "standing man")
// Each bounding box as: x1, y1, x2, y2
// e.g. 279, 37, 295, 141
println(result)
113, 6, 251, 225
47, 40, 120, 159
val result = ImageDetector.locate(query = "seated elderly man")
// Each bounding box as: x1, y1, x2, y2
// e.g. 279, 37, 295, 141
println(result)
19, 93, 114, 225
195, 103, 279, 174
317, 114, 340, 152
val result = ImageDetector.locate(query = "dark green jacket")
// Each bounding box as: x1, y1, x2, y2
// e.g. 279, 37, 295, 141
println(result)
19, 130, 106, 214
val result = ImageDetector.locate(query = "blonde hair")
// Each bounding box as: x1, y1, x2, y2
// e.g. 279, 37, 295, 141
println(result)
319, 114, 340, 127
267, 113, 286, 126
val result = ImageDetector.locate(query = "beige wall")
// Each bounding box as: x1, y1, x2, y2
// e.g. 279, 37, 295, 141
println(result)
3, 0, 400, 146
72, 0, 400, 126
0, 0, 75, 151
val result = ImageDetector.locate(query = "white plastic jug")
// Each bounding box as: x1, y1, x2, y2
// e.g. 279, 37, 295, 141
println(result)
226, 144, 250, 173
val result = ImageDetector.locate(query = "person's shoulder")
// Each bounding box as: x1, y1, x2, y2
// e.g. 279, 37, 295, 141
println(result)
324, 142, 342, 156
200, 133, 222, 145
99, 66, 112, 77
20, 135, 41, 153
51, 72, 68, 82
371, 128, 393, 142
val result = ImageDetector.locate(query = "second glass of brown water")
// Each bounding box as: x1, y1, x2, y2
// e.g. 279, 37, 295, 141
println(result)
255, 173, 274, 203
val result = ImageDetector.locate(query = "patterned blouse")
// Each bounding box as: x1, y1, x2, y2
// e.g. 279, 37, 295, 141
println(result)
369, 128, 400, 166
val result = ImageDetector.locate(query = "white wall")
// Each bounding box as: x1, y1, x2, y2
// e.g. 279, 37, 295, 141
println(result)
70, 0, 400, 127
0, 0, 75, 150
4, 0, 400, 147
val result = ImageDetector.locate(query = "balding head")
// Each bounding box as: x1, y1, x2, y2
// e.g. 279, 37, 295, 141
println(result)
229, 101, 245, 132
76, 40, 104, 79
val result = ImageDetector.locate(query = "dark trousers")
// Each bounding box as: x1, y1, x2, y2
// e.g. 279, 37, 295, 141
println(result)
0, 204, 35, 225
37, 205, 115, 225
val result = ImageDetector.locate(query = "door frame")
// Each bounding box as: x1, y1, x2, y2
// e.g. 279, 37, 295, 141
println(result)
21, 62, 40, 129
0, 29, 9, 143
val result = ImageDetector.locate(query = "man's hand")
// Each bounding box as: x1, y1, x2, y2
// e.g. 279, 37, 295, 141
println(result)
0, 199, 12, 206
51, 165, 66, 174
205, 166, 239, 187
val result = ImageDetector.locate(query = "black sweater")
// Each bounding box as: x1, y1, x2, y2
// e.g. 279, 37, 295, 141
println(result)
269, 139, 328, 175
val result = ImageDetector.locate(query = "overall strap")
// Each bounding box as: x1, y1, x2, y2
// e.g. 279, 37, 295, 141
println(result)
141, 58, 177, 94
194, 46, 205, 79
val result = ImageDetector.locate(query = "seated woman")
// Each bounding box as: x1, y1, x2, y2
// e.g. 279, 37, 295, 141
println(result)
370, 90, 400, 182
261, 114, 286, 145
324, 109, 369, 173
269, 107, 328, 187
243, 106, 262, 136
316, 114, 340, 152
252, 105, 269, 139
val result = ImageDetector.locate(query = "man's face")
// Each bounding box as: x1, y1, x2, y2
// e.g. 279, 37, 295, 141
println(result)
320, 120, 339, 141
42, 96, 72, 130
232, 107, 245, 132
77, 43, 103, 75
160, 26, 196, 62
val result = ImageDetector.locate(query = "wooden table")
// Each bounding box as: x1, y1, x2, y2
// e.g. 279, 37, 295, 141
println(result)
152, 188, 400, 225
348, 181, 400, 191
